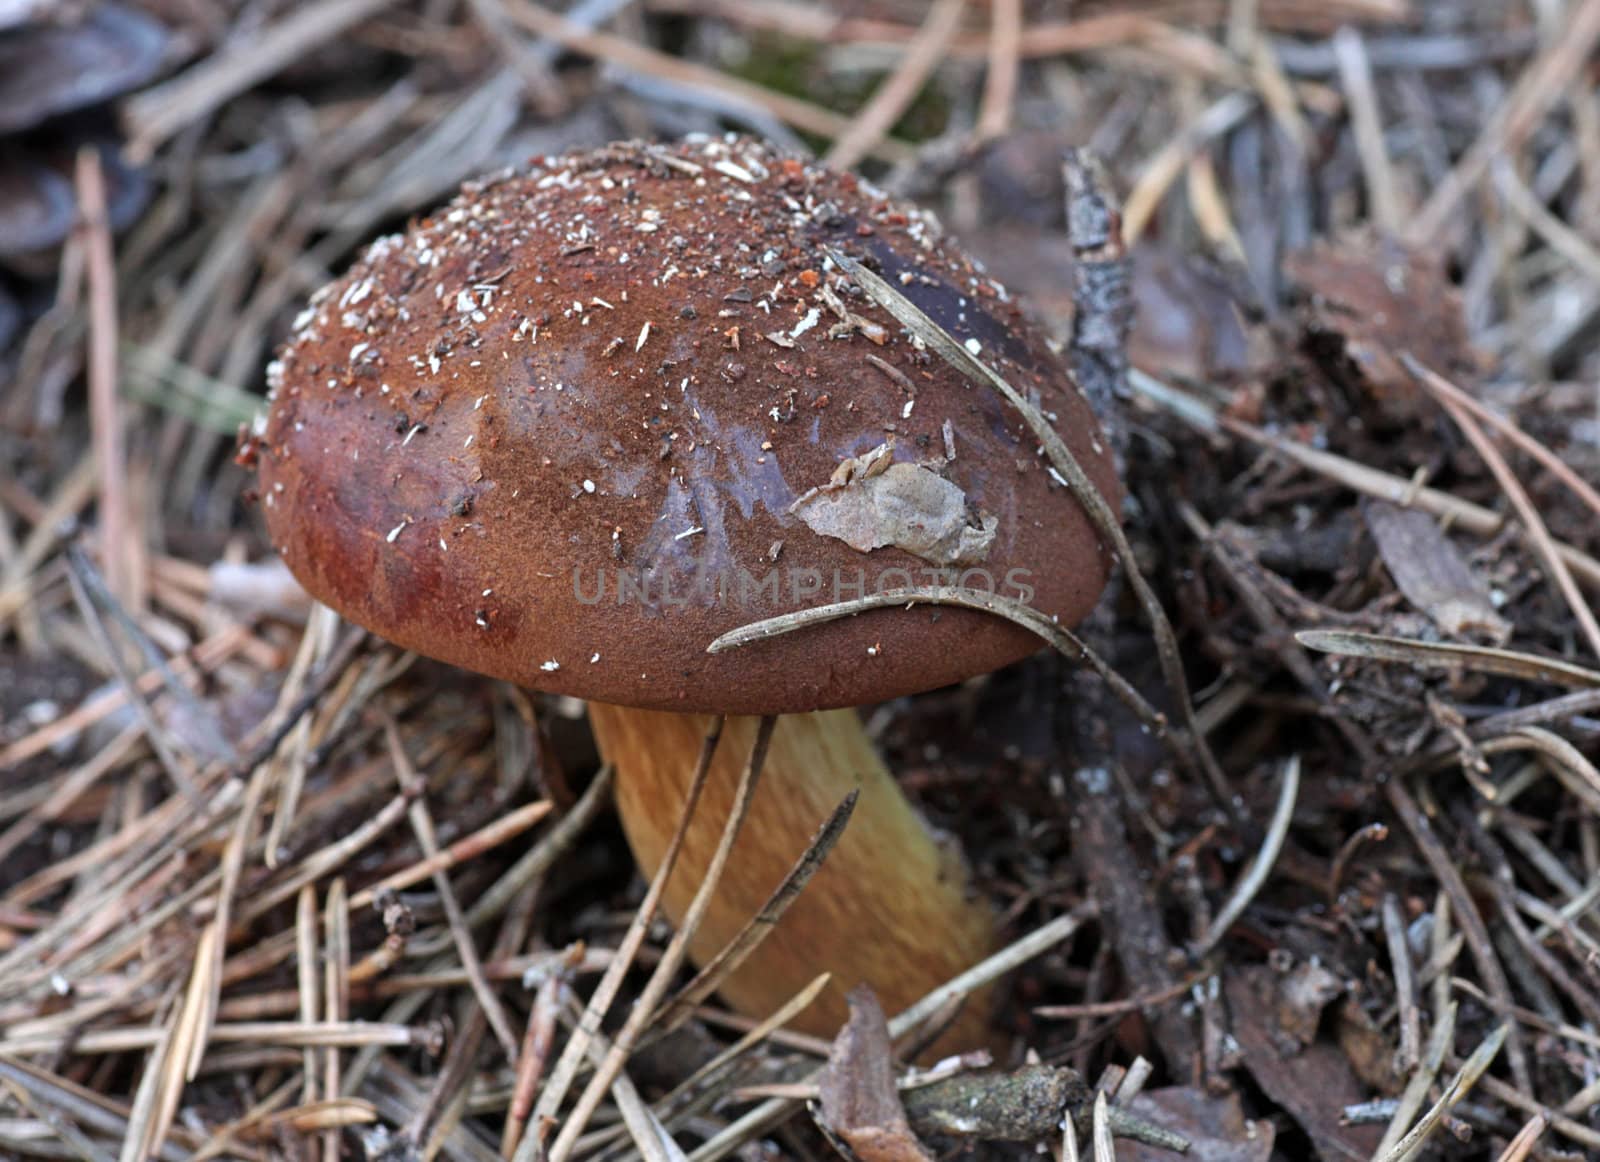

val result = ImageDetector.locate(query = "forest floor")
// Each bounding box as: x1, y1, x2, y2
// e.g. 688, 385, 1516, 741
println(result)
3, 1, 1600, 1159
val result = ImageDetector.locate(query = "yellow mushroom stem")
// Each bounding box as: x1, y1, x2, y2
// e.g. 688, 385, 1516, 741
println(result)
586, 703, 998, 1049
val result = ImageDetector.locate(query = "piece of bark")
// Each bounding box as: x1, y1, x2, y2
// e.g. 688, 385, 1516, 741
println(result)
1284, 234, 1482, 421
816, 986, 935, 1162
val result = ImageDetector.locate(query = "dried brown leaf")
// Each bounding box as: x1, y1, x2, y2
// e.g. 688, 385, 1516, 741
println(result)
817, 986, 934, 1162
790, 444, 996, 566
1363, 501, 1511, 642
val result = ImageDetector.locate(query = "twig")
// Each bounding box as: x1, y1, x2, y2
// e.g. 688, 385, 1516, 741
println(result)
295, 887, 320, 1103
649, 791, 857, 1034
1404, 355, 1600, 659
1032, 974, 1200, 1021
1190, 754, 1298, 958
1376, 1022, 1507, 1162
1296, 628, 1600, 689
976, 0, 1021, 139
1400, 353, 1600, 525
503, 959, 573, 1157
1408, 0, 1600, 244
1384, 780, 1530, 1093
1381, 893, 1421, 1076
322, 878, 351, 1160
1332, 26, 1399, 233
464, 765, 614, 929
62, 547, 201, 803
824, 246, 1234, 811
687, 907, 1093, 1162
124, 0, 400, 158
1123, 92, 1256, 243
824, 0, 966, 171
1205, 410, 1600, 591
1062, 150, 1133, 423
543, 717, 777, 1162
347, 799, 554, 909
520, 720, 725, 1158
382, 716, 520, 1062
709, 586, 1169, 741
503, 0, 913, 163
75, 149, 134, 614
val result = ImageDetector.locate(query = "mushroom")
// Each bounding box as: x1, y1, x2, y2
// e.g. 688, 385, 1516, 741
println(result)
253, 135, 1119, 1048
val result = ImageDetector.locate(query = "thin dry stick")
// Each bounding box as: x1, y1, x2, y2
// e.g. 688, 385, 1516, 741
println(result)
0, 722, 142, 868
464, 0, 567, 116
709, 586, 1167, 740
1123, 91, 1255, 244
1382, 893, 1421, 1075
1399, 354, 1600, 530
1249, 36, 1309, 151
1032, 975, 1200, 1020
1332, 25, 1398, 233
1405, 358, 1600, 659
649, 791, 856, 1033
1471, 1069, 1600, 1153
1384, 779, 1529, 1092
185, 761, 273, 1081
0, 1056, 196, 1156
127, 932, 212, 1162
556, 996, 679, 1162
1377, 1023, 1508, 1162
2, 1076, 118, 1162
1495, 1113, 1550, 1162
976, 0, 1021, 139
687, 906, 1092, 1162
503, 963, 571, 1157
573, 973, 835, 1160
123, 0, 399, 158
544, 717, 777, 1162
295, 886, 320, 1104
1091, 1091, 1114, 1162
823, 0, 966, 171
348, 799, 553, 909
1199, 411, 1600, 591
463, 765, 613, 929
322, 878, 351, 1162
237, 791, 412, 925
1, 1020, 432, 1056
1374, 1001, 1456, 1159
75, 148, 133, 613
503, 0, 911, 163
62, 548, 199, 801
381, 716, 519, 1062
1478, 730, 1600, 815
1494, 161, 1600, 289
0, 454, 96, 630
0, 625, 252, 772
1296, 629, 1600, 689
263, 606, 340, 866
1408, 0, 1600, 244
520, 719, 725, 1157
651, 975, 830, 1138
824, 248, 1233, 811
121, 1045, 182, 1162
1190, 754, 1298, 959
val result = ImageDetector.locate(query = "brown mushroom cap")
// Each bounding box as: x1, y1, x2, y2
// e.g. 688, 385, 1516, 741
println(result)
257, 136, 1119, 715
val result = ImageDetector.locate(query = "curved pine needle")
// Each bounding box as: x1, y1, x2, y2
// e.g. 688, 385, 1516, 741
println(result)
1296, 628, 1600, 689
